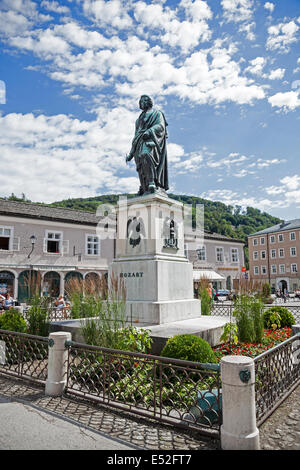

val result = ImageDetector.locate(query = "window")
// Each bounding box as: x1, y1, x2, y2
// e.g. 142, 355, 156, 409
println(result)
270, 235, 275, 243
197, 246, 206, 261
216, 247, 224, 262
270, 249, 276, 259
253, 238, 258, 246
291, 263, 298, 273
290, 247, 297, 257
0, 226, 12, 250
290, 232, 296, 241
254, 266, 259, 275
231, 248, 239, 262
45, 231, 62, 254
261, 250, 266, 260
278, 234, 284, 242
279, 264, 285, 274
271, 265, 277, 274
86, 235, 100, 255
261, 266, 267, 275
253, 251, 258, 260
260, 237, 265, 245
278, 248, 285, 258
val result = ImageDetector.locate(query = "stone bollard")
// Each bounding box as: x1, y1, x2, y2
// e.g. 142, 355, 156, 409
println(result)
220, 355, 260, 450
45, 331, 71, 397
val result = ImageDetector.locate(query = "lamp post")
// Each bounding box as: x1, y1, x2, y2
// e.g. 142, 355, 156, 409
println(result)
28, 235, 36, 259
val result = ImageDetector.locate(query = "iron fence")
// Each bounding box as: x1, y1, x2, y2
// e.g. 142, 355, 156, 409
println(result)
210, 303, 300, 323
22, 306, 71, 322
0, 329, 48, 384
254, 333, 300, 426
64, 341, 222, 437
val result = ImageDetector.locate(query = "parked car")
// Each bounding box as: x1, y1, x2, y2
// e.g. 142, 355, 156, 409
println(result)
288, 291, 296, 298
215, 289, 230, 301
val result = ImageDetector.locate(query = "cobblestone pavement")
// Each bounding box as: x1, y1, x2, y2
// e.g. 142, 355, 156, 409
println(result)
2, 373, 299, 451
259, 384, 300, 450
0, 373, 220, 451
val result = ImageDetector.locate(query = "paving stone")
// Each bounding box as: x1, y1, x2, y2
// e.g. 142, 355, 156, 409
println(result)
1, 372, 298, 451
0, 373, 219, 450
259, 384, 300, 450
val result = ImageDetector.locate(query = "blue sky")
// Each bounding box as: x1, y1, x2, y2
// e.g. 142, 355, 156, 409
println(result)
0, 0, 300, 220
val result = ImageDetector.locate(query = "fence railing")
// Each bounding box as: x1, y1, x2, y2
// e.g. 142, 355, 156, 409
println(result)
22, 306, 71, 322
0, 329, 48, 384
254, 333, 300, 426
64, 340, 222, 437
1, 327, 300, 447
210, 303, 300, 323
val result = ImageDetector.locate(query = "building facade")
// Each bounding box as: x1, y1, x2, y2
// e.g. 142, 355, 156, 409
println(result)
0, 200, 246, 302
0, 200, 114, 302
185, 230, 245, 293
248, 219, 300, 293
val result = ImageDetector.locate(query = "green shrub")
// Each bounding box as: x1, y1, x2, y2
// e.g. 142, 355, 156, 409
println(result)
161, 334, 217, 363
264, 306, 295, 329
118, 326, 153, 354
0, 309, 27, 333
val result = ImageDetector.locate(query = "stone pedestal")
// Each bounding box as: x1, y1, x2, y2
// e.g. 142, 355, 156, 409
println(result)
109, 192, 200, 324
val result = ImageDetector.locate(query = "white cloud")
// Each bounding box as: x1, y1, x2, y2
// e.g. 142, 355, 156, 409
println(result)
264, 2, 275, 14
268, 68, 285, 80
41, 1, 70, 14
201, 188, 287, 211
239, 21, 256, 41
267, 20, 299, 53
268, 91, 300, 111
280, 175, 300, 191
221, 0, 254, 23
0, 10, 32, 37
0, 80, 6, 104
133, 0, 213, 52
82, 0, 133, 30
265, 175, 300, 206
255, 158, 286, 168
245, 57, 267, 76
0, 109, 143, 201
174, 152, 204, 173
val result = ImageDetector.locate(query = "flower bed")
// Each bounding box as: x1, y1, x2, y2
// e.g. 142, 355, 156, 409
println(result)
213, 327, 292, 361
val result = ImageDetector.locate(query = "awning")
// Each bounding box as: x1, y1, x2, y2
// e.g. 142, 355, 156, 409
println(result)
193, 270, 225, 281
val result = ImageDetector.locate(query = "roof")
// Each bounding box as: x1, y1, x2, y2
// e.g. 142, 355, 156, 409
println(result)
0, 200, 245, 244
249, 219, 300, 237
185, 228, 244, 244
0, 200, 100, 226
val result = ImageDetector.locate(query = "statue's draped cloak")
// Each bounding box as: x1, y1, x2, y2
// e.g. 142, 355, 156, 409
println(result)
129, 108, 169, 191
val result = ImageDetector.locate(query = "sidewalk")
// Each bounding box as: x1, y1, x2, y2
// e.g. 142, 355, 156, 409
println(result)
0, 395, 136, 450
0, 373, 219, 451
1, 373, 299, 451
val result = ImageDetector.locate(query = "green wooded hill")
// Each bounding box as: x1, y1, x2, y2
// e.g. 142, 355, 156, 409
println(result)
49, 193, 281, 242
3, 192, 281, 243
2, 192, 281, 267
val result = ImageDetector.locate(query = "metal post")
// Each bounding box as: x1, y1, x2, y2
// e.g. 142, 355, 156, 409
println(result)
45, 331, 71, 396
220, 355, 260, 450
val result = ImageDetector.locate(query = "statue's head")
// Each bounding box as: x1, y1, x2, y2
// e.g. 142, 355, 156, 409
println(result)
139, 95, 153, 110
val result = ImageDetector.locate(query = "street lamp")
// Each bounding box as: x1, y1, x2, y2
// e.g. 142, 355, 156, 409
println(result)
28, 235, 36, 259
